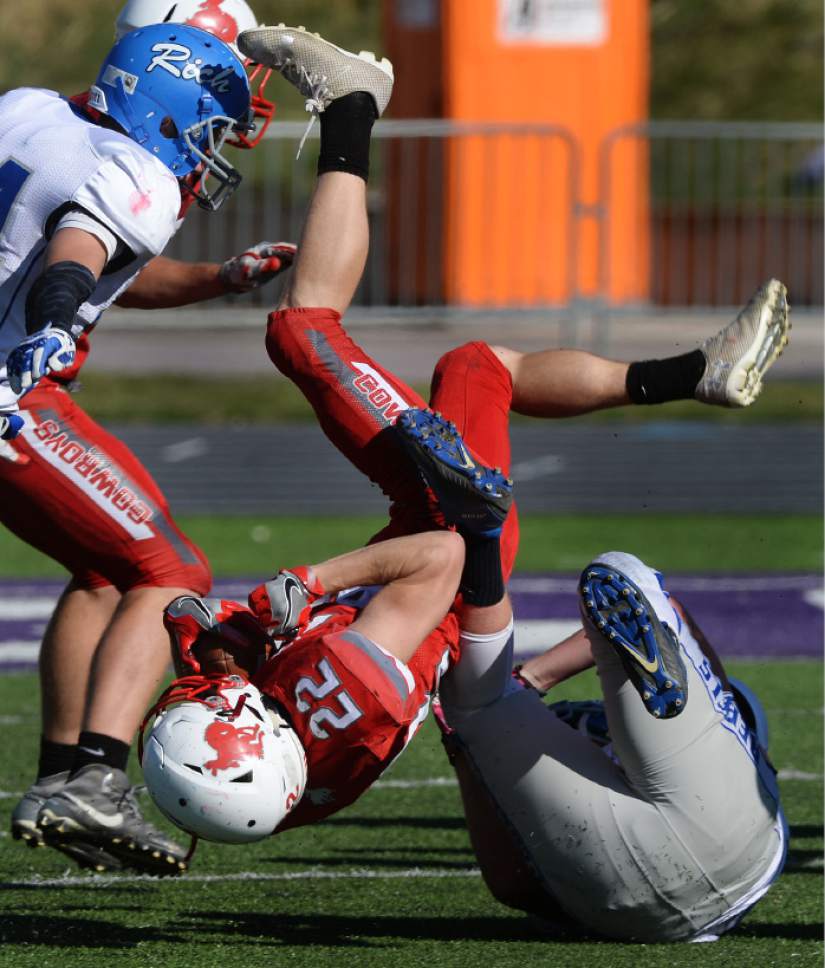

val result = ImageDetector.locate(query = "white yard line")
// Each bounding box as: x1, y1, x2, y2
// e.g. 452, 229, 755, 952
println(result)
3, 867, 482, 889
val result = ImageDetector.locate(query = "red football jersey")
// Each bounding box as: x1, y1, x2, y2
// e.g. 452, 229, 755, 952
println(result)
252, 599, 460, 830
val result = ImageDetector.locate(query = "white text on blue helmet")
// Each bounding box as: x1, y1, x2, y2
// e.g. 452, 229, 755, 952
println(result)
147, 43, 233, 94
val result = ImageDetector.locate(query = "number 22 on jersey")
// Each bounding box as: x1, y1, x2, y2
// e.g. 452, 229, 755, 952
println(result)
294, 658, 364, 739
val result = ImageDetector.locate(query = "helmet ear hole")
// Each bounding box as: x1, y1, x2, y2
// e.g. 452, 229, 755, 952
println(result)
160, 116, 179, 139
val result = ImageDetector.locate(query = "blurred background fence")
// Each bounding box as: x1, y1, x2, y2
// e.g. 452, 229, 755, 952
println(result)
164, 119, 823, 332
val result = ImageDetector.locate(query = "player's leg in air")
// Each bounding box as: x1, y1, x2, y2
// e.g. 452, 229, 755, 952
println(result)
238, 20, 792, 787
237, 26, 520, 635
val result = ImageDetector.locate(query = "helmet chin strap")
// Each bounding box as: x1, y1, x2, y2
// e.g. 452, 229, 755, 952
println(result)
111, 75, 151, 146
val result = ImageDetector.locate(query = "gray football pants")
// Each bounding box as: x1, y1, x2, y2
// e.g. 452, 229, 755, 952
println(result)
440, 551, 784, 942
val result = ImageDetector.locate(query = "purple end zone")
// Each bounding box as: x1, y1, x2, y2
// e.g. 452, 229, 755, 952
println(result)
0, 574, 821, 671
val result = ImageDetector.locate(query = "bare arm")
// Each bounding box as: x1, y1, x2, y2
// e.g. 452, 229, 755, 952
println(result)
115, 256, 226, 308
311, 531, 465, 664
518, 627, 595, 693
45, 227, 107, 276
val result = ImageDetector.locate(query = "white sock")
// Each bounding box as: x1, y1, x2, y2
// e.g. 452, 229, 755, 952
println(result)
440, 619, 515, 713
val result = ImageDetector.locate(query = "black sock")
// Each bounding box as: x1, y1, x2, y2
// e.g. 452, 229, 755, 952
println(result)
72, 731, 130, 775
460, 535, 505, 607
626, 349, 707, 405
38, 737, 77, 779
318, 91, 378, 182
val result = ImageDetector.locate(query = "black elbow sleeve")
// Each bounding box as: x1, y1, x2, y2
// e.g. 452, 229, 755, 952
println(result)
25, 260, 97, 336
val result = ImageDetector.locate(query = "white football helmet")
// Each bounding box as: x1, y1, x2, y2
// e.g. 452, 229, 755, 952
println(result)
115, 0, 256, 53
141, 675, 307, 844
114, 0, 275, 147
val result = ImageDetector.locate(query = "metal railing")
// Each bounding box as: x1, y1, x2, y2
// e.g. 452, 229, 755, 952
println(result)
163, 118, 823, 319
598, 121, 824, 309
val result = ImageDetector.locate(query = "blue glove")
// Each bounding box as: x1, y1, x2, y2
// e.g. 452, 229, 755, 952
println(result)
7, 326, 76, 394
0, 413, 24, 440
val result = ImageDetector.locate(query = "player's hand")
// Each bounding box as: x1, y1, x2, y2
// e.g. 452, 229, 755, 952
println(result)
248, 567, 325, 639
164, 596, 273, 679
6, 326, 76, 395
0, 412, 24, 440
219, 241, 297, 293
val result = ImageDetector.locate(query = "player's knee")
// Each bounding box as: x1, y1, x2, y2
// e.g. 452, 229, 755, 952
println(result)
429, 530, 466, 579
488, 345, 523, 380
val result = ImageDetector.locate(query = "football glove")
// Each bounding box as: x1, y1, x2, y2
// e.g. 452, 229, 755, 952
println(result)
7, 326, 76, 394
0, 412, 24, 441
164, 596, 273, 679
219, 241, 297, 293
248, 567, 326, 639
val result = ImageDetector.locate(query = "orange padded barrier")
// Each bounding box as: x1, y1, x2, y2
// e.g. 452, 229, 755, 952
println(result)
383, 0, 649, 305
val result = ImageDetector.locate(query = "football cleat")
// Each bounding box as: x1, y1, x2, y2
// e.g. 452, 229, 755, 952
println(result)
11, 771, 67, 849
579, 564, 688, 719
549, 699, 611, 747
238, 24, 394, 117
394, 408, 513, 538
695, 279, 790, 407
12, 771, 123, 872
38, 764, 188, 876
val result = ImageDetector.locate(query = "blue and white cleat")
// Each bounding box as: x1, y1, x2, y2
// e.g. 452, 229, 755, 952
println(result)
579, 564, 688, 719
394, 408, 513, 538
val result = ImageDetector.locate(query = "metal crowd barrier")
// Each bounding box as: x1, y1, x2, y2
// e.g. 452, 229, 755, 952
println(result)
164, 119, 823, 319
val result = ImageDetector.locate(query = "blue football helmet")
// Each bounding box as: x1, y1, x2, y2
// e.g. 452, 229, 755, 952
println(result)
88, 23, 252, 210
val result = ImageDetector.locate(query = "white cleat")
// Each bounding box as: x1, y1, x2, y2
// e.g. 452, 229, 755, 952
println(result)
695, 278, 791, 408
238, 24, 394, 117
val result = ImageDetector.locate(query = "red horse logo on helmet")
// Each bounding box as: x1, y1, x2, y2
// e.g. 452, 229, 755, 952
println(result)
203, 720, 265, 775
186, 0, 240, 46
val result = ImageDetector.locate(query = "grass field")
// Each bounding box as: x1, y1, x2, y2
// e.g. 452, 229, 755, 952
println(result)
0, 513, 821, 578
0, 662, 821, 968
73, 373, 823, 425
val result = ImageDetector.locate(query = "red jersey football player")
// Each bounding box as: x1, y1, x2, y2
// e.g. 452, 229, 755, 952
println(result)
128, 26, 788, 851
8, 0, 295, 876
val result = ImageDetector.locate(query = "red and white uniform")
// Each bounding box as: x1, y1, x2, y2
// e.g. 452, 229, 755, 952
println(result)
266, 306, 520, 577
0, 380, 210, 592
253, 597, 459, 830
250, 306, 518, 825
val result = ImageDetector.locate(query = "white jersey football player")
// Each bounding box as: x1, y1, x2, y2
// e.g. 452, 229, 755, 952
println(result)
0, 22, 251, 427
438, 552, 787, 943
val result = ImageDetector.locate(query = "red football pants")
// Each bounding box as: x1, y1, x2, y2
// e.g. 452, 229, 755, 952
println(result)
266, 307, 519, 579
0, 382, 210, 593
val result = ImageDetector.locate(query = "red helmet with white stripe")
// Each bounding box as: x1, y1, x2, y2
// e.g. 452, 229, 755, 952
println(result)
114, 0, 275, 147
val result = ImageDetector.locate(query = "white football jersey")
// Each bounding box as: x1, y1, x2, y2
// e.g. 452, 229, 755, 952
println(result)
0, 88, 182, 410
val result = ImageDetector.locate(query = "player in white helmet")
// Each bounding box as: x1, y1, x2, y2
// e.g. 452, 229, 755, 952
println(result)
7, 13, 295, 876
133, 29, 787, 931
142, 673, 309, 844
115, 0, 276, 147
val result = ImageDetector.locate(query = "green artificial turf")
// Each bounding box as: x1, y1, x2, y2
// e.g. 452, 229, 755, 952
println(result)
0, 513, 820, 579
0, 661, 821, 967
73, 372, 822, 426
